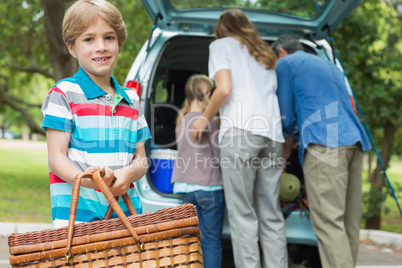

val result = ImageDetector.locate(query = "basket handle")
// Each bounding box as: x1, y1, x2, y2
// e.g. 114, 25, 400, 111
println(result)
103, 176, 138, 220
66, 171, 143, 262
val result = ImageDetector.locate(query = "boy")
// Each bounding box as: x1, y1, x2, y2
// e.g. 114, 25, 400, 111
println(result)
41, 0, 151, 228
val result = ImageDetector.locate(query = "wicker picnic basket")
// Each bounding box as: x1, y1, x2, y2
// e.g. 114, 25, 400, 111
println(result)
8, 171, 203, 267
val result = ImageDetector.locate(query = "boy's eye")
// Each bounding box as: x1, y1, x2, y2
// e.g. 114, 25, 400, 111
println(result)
106, 36, 115, 41
84, 38, 93, 42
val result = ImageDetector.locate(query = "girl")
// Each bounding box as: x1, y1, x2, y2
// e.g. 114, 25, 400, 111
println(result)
171, 74, 224, 268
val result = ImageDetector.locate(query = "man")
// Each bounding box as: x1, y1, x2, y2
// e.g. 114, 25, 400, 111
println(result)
272, 35, 371, 268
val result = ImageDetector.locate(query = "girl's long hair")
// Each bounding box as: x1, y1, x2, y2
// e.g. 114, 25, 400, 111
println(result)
215, 8, 277, 70
175, 74, 214, 132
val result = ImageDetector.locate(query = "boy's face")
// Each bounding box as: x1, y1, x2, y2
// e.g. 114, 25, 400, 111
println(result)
67, 16, 119, 83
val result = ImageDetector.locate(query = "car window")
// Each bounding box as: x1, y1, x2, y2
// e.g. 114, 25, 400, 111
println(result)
152, 80, 169, 104
169, 0, 329, 18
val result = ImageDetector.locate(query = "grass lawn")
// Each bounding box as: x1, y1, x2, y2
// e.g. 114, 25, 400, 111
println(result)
0, 146, 52, 223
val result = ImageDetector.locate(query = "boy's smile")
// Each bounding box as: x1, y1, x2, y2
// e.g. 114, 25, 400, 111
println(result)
94, 57, 111, 62
67, 16, 119, 88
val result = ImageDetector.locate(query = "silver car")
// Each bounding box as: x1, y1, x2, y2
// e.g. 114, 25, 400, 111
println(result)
124, 1, 360, 266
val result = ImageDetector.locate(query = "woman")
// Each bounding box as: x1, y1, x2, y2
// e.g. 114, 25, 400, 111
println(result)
191, 8, 287, 268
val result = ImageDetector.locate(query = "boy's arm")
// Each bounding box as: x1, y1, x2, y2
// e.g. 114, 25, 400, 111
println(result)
46, 128, 114, 189
110, 141, 148, 196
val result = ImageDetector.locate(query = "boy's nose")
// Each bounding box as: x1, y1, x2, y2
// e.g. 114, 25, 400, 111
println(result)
96, 39, 107, 51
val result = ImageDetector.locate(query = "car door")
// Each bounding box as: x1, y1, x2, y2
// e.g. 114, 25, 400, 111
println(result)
142, 0, 361, 40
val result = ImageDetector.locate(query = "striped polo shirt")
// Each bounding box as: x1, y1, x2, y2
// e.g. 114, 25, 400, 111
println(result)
41, 67, 151, 228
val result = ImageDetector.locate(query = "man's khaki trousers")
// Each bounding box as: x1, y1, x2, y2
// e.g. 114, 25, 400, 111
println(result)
303, 144, 363, 268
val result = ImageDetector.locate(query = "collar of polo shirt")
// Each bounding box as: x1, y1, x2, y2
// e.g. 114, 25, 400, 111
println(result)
74, 67, 133, 105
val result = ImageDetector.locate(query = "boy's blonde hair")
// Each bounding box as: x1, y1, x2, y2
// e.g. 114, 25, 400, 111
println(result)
62, 0, 127, 50
215, 8, 276, 70
176, 74, 214, 131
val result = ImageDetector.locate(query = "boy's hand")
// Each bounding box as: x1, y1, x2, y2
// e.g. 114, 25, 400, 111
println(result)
84, 166, 115, 188
110, 168, 133, 197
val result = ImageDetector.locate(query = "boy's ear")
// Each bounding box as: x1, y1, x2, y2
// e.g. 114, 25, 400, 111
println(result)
66, 43, 77, 58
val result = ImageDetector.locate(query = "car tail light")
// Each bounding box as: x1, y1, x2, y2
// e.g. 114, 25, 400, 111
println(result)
125, 80, 142, 98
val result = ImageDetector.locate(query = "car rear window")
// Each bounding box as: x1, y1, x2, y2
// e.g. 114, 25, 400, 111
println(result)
168, 0, 328, 19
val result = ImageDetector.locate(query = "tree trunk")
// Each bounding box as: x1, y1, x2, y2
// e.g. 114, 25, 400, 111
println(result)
365, 123, 397, 229
41, 0, 78, 81
368, 153, 375, 178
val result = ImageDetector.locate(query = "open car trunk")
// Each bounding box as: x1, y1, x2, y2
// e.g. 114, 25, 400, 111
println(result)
143, 34, 321, 196
145, 35, 214, 151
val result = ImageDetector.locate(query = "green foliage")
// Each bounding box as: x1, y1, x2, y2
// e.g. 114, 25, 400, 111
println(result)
0, 1, 53, 135
109, 0, 152, 83
362, 179, 402, 219
0, 1, 50, 70
334, 0, 402, 130
394, 128, 402, 155
0, 0, 152, 135
362, 186, 388, 218
0, 0, 152, 84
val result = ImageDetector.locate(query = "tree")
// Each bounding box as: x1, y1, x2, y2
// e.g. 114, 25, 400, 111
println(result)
334, 0, 402, 229
0, 0, 152, 137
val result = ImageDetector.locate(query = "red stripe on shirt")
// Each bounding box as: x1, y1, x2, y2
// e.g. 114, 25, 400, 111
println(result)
94, 183, 135, 192
48, 87, 66, 97
49, 172, 67, 184
69, 103, 138, 119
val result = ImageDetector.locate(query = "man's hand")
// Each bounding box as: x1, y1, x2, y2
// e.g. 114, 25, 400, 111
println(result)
283, 135, 295, 163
